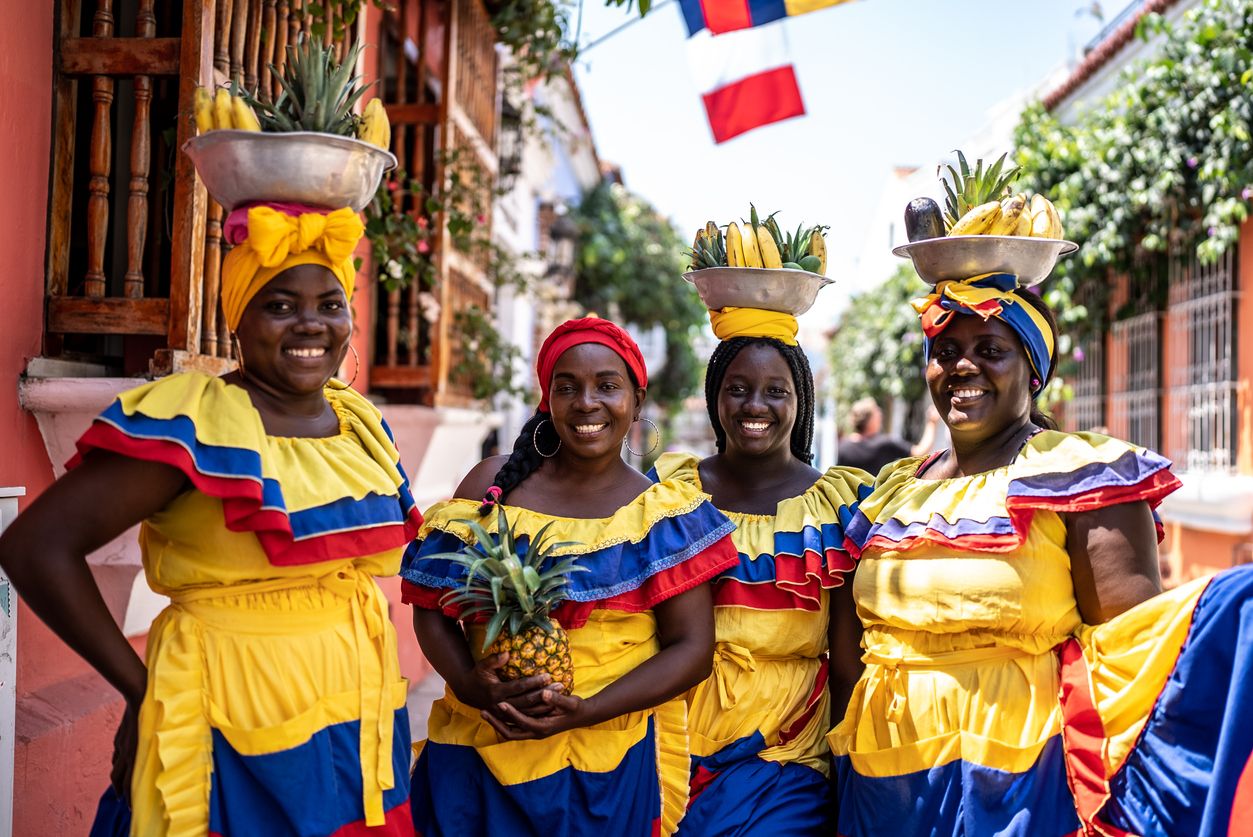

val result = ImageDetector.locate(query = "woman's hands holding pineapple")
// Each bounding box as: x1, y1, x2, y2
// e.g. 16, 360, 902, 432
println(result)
460, 652, 562, 718
481, 688, 593, 740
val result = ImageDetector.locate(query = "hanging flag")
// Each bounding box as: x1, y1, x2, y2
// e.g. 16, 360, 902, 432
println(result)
679, 0, 857, 36
687, 20, 804, 143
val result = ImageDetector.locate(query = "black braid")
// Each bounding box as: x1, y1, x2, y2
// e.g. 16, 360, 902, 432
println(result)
1017, 291, 1060, 431
477, 410, 559, 514
704, 337, 815, 464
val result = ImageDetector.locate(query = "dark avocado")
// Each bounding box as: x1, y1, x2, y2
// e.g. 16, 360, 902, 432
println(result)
904, 198, 945, 242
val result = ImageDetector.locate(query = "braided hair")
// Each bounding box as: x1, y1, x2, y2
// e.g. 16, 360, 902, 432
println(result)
478, 367, 643, 515
1017, 291, 1060, 431
704, 337, 815, 464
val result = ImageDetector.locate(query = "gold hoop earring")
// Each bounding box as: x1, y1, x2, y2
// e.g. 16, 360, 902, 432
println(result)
624, 417, 660, 457
533, 419, 561, 458
230, 332, 247, 379
328, 344, 361, 390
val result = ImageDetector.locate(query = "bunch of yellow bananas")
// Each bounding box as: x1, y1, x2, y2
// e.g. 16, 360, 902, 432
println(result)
356, 99, 391, 149
689, 205, 827, 275
194, 86, 261, 133
949, 193, 1064, 239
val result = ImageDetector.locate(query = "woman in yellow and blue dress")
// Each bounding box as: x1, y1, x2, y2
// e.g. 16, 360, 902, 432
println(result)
831, 272, 1253, 836
651, 307, 872, 835
402, 317, 739, 837
0, 204, 421, 835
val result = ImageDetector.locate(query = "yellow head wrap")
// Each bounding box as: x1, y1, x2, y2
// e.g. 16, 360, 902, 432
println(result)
708, 307, 799, 346
220, 206, 364, 330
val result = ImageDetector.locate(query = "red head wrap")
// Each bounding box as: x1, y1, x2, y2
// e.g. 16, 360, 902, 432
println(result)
535, 317, 648, 412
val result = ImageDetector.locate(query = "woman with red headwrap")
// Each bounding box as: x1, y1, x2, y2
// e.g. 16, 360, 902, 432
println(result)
401, 317, 740, 836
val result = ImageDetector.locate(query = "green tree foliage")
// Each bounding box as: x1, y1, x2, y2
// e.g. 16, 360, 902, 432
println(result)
571, 181, 707, 408
828, 264, 929, 423
1014, 0, 1253, 311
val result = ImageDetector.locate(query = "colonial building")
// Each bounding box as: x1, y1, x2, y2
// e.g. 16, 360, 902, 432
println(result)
0, 0, 598, 830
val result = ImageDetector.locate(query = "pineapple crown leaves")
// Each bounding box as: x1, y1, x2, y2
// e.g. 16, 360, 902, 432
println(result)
939, 151, 1020, 230
430, 509, 587, 651
242, 35, 373, 135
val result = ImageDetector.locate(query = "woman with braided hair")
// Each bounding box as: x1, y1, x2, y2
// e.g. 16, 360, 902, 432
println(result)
650, 307, 873, 835
401, 317, 739, 836
832, 273, 1253, 836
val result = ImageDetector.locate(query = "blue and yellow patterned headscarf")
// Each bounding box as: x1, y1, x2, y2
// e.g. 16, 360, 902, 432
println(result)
911, 273, 1055, 396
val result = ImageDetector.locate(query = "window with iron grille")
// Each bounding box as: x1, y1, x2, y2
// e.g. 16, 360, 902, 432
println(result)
1108, 254, 1164, 451
1166, 243, 1238, 472
1064, 279, 1106, 433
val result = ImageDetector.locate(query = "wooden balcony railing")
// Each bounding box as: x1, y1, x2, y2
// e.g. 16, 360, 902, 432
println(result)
47, 0, 350, 375
368, 0, 499, 406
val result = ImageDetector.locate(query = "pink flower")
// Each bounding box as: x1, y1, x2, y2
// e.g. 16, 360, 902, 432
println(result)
1073, 346, 1085, 362
1242, 186, 1252, 201
418, 240, 431, 254
388, 179, 400, 192
1187, 156, 1199, 169
476, 214, 486, 224
417, 216, 429, 229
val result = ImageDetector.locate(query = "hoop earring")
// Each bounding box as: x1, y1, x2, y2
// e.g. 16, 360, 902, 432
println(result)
533, 419, 561, 458
230, 332, 246, 379
328, 344, 361, 390
624, 417, 659, 457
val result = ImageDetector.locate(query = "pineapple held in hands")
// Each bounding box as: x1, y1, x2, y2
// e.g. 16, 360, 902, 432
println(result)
439, 509, 587, 694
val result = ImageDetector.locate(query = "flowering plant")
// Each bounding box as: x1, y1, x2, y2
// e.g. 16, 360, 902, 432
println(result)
363, 169, 439, 293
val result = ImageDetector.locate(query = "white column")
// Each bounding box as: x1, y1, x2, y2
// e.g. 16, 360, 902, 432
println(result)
0, 487, 26, 837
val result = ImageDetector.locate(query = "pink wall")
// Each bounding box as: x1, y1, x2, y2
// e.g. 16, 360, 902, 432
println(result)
0, 6, 138, 832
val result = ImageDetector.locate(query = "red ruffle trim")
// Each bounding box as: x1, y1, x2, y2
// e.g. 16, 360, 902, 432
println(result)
402, 533, 739, 630
74, 423, 423, 566
849, 469, 1180, 557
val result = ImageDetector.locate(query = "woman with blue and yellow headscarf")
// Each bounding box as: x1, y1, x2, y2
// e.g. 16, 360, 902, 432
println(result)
0, 202, 422, 835
650, 305, 873, 835
831, 273, 1253, 836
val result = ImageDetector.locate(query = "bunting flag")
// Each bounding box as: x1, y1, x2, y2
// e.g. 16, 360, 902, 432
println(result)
687, 21, 805, 143
679, 0, 857, 36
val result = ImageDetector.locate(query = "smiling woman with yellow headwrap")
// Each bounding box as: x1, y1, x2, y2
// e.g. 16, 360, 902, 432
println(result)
0, 200, 421, 836
650, 293, 872, 835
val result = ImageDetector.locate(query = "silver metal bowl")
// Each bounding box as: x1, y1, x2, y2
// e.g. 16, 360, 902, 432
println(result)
893, 235, 1079, 287
181, 130, 398, 212
683, 267, 833, 316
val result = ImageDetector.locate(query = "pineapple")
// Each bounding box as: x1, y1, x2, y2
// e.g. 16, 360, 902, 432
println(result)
436, 508, 586, 694
939, 151, 1020, 232
241, 35, 371, 136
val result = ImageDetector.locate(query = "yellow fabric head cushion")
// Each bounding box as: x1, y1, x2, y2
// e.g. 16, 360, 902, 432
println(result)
220, 205, 364, 331
708, 307, 799, 346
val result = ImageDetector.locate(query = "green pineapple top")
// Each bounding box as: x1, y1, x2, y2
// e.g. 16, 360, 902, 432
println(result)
432, 508, 588, 651
939, 151, 1020, 231
242, 35, 371, 135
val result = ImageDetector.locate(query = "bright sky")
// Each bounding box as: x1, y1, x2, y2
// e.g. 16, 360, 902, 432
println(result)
570, 0, 1107, 327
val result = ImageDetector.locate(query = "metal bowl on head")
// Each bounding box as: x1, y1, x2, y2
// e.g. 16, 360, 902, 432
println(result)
893, 235, 1079, 287
683, 267, 833, 316
181, 130, 398, 212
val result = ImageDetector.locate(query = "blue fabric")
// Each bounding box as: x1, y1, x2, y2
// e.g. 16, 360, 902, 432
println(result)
401, 504, 735, 602
1099, 566, 1253, 836
679, 747, 830, 836
207, 708, 411, 836
410, 718, 661, 837
834, 735, 1081, 837
88, 788, 131, 837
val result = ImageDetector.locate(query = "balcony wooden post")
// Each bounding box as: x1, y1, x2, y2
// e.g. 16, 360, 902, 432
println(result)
165, 0, 216, 364
260, 0, 277, 96
124, 0, 156, 299
84, 0, 116, 299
